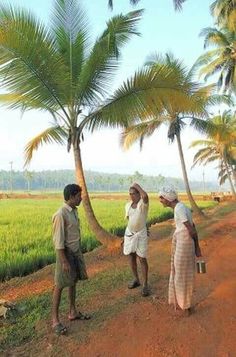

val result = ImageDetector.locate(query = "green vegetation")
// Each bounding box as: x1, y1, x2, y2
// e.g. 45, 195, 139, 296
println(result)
0, 169, 220, 193
0, 266, 132, 351
0, 197, 216, 281
0, 197, 170, 281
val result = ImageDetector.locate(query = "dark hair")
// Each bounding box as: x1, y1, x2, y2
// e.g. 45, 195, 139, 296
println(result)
129, 186, 139, 194
63, 184, 82, 201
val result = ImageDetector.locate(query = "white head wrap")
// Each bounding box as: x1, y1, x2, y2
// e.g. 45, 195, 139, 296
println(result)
159, 186, 178, 202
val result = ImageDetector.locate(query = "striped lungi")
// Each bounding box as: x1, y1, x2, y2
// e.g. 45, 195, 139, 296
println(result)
168, 229, 195, 310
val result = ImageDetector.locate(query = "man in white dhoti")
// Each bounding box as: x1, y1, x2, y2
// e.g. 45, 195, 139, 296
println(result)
159, 187, 202, 315
124, 183, 149, 297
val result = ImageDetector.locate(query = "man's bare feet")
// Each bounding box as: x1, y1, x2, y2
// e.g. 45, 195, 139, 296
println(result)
173, 306, 194, 318
185, 307, 194, 316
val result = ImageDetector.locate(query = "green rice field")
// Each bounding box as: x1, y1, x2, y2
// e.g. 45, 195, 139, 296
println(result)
0, 197, 216, 281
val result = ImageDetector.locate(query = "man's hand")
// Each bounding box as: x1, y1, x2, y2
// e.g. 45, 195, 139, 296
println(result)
62, 260, 71, 273
131, 182, 148, 204
195, 246, 202, 258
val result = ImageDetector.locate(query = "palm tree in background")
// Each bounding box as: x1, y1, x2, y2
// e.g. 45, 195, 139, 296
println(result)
24, 170, 34, 192
190, 110, 236, 197
108, 0, 186, 11
218, 156, 236, 186
0, 1, 193, 246
121, 53, 230, 216
108, 0, 235, 27
196, 26, 236, 93
211, 0, 236, 31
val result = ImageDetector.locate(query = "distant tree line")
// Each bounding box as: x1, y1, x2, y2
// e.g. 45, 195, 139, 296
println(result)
0, 169, 221, 192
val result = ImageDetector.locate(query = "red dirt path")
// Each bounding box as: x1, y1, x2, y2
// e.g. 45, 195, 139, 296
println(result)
77, 211, 236, 357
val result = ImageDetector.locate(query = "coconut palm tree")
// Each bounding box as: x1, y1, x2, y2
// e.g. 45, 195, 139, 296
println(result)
211, 0, 236, 31
196, 26, 236, 93
108, 0, 186, 11
24, 170, 34, 192
121, 53, 231, 216
0, 1, 145, 247
190, 110, 236, 197
218, 156, 236, 185
0, 1, 193, 247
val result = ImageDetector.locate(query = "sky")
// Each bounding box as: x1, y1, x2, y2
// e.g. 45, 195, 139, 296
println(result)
0, 0, 221, 183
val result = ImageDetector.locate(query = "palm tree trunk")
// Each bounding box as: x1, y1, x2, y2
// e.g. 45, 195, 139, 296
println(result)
73, 145, 121, 248
230, 164, 236, 187
176, 132, 205, 217
224, 159, 236, 198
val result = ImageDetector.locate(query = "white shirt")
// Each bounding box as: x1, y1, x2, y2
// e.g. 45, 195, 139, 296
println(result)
125, 198, 149, 233
174, 202, 193, 232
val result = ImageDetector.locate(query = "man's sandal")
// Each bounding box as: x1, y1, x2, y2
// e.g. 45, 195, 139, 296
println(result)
128, 280, 141, 289
53, 323, 67, 335
68, 311, 91, 321
141, 285, 150, 297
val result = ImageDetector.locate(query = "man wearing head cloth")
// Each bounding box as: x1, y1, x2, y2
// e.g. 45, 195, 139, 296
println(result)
123, 182, 150, 297
159, 186, 202, 315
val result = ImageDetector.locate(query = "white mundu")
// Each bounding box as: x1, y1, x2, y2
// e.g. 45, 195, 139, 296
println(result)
123, 199, 149, 257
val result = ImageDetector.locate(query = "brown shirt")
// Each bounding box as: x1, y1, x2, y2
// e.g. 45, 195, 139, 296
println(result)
52, 203, 81, 252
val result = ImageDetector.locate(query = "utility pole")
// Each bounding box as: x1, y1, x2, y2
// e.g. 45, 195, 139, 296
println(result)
9, 161, 13, 193
202, 170, 206, 194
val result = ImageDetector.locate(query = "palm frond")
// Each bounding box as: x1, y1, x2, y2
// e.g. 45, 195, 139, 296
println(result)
195, 49, 223, 68
199, 27, 229, 49
192, 148, 219, 168
108, 0, 185, 11
121, 119, 161, 150
83, 65, 197, 132
189, 139, 215, 148
190, 110, 236, 173
108, 0, 140, 10
228, 9, 236, 30
0, 4, 70, 118
197, 26, 236, 93
210, 0, 236, 30
190, 118, 219, 136
77, 9, 144, 106
51, 0, 90, 101
173, 0, 186, 11
24, 126, 67, 166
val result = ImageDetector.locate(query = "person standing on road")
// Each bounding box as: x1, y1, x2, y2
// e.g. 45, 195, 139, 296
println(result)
159, 187, 202, 315
52, 184, 90, 335
123, 183, 150, 297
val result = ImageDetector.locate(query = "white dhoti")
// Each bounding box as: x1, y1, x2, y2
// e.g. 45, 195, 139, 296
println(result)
123, 227, 148, 258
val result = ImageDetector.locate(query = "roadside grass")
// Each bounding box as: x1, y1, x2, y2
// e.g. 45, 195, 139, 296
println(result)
213, 202, 236, 217
196, 202, 236, 239
0, 257, 169, 353
0, 266, 135, 351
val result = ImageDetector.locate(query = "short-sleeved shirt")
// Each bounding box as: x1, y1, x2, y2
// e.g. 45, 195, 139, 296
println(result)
125, 198, 149, 233
174, 202, 193, 232
52, 203, 81, 252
